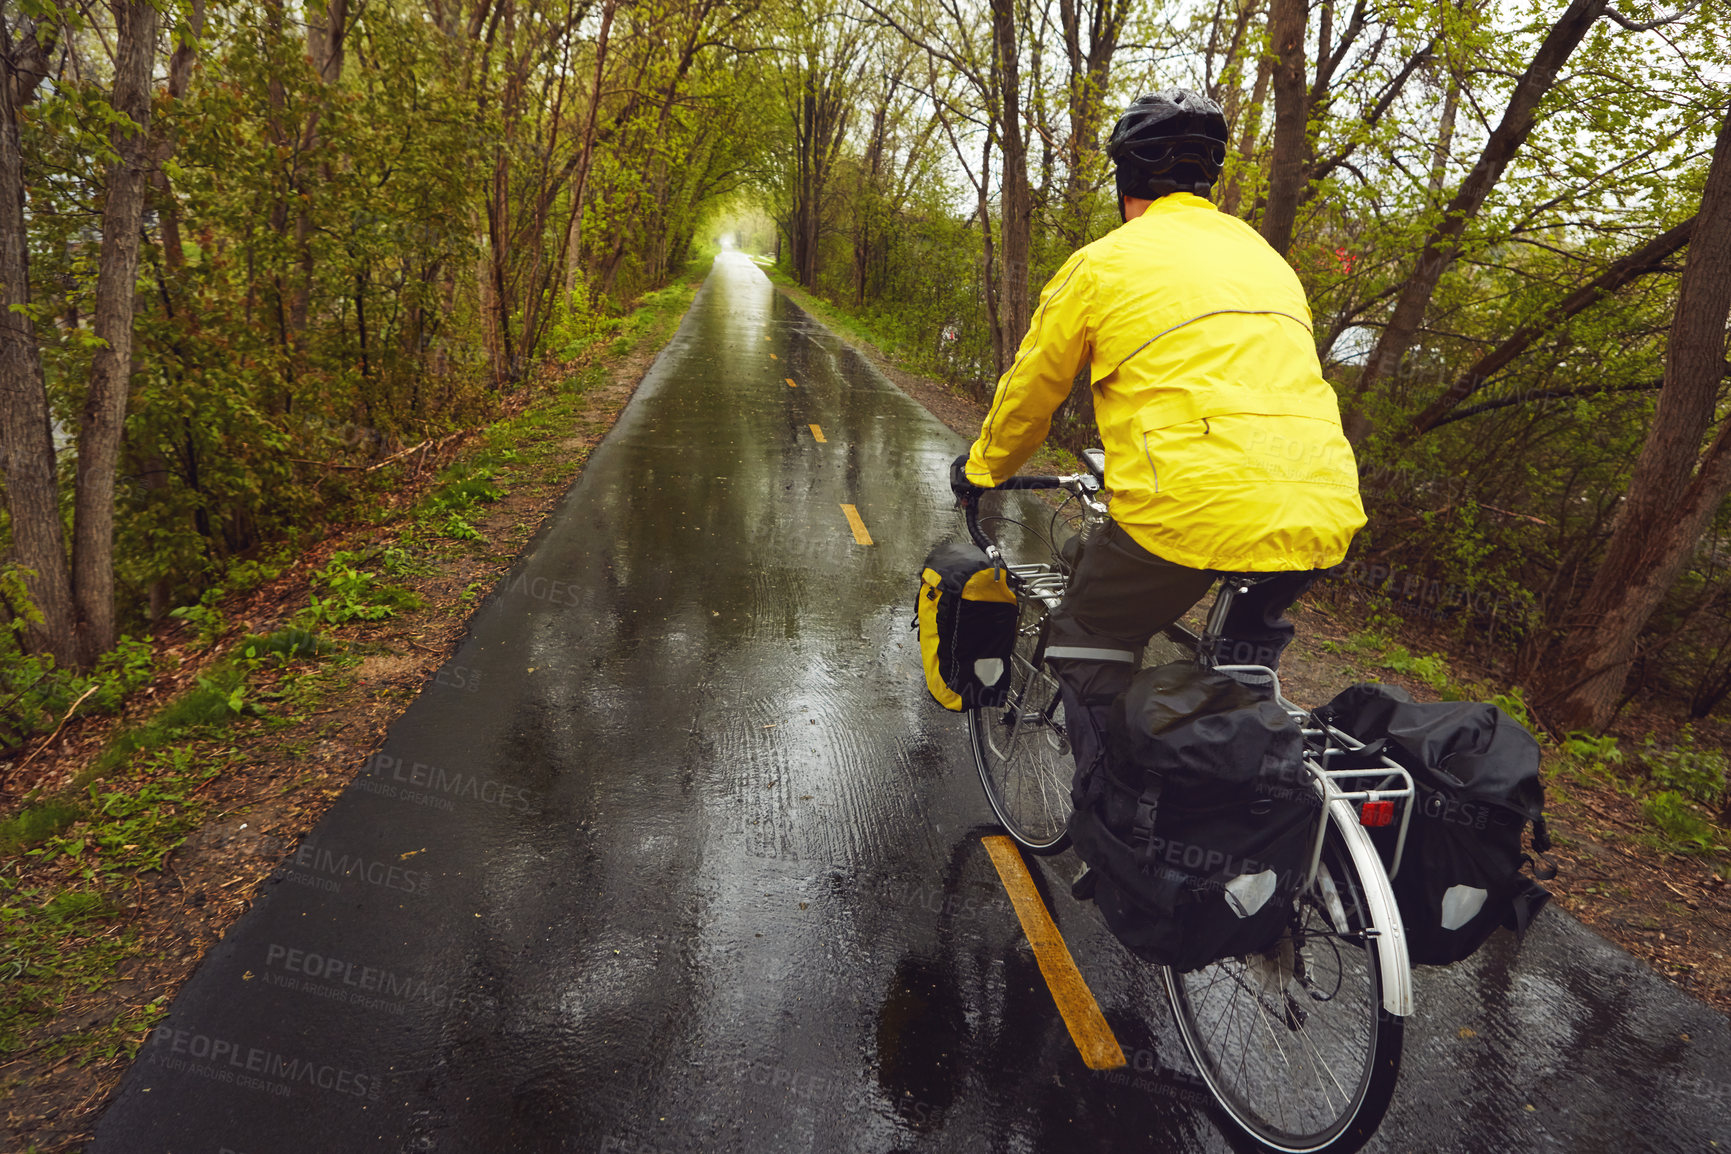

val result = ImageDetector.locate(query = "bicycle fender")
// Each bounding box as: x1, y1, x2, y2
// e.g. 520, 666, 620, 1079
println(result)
1329, 797, 1415, 1019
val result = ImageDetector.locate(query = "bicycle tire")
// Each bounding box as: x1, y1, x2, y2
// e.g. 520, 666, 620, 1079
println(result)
969, 589, 1074, 854
1164, 822, 1404, 1153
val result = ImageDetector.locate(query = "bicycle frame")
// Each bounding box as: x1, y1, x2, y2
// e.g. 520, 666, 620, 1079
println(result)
962, 473, 1417, 1018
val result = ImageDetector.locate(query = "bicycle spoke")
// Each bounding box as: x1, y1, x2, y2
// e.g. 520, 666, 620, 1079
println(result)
972, 588, 1072, 851
1167, 827, 1400, 1153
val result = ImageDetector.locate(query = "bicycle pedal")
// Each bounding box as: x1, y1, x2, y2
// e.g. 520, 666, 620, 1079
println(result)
1071, 865, 1097, 902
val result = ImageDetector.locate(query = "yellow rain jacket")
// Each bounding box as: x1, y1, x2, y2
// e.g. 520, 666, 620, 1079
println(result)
963, 192, 1365, 572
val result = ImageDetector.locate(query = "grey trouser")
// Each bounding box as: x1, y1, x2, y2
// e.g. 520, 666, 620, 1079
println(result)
1046, 519, 1320, 786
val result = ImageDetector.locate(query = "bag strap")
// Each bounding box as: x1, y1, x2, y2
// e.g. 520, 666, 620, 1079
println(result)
1520, 816, 1558, 881
1327, 736, 1391, 772
1506, 881, 1552, 941
1131, 773, 1166, 872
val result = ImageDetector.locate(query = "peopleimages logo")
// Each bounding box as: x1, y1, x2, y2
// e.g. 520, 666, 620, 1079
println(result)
262, 943, 466, 1012
357, 752, 536, 814
284, 840, 432, 896
143, 1027, 382, 1101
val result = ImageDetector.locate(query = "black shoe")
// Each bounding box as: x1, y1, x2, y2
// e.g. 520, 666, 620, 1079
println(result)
1071, 865, 1098, 902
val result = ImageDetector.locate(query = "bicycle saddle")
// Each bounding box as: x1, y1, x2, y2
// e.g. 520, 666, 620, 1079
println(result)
1216, 572, 1282, 589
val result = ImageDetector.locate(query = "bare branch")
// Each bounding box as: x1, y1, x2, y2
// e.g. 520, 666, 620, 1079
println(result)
1603, 1, 1698, 32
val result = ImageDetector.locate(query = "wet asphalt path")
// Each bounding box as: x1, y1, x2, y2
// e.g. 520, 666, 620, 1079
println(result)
94, 253, 1731, 1153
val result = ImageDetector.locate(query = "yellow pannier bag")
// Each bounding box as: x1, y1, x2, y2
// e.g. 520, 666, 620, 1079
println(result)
915, 542, 1019, 711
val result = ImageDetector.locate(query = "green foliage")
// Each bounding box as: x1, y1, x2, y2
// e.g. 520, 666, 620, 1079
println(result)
226, 554, 290, 592
1562, 731, 1624, 768
1, 742, 218, 1058
31, 767, 219, 877
415, 459, 510, 542
85, 635, 157, 712
73, 663, 258, 789
439, 514, 484, 541
242, 628, 338, 663
0, 800, 85, 858
1489, 685, 1534, 730
1641, 790, 1720, 855
168, 587, 227, 651
0, 564, 157, 752
546, 282, 627, 359
1382, 645, 1452, 691
1638, 727, 1728, 808
304, 552, 423, 625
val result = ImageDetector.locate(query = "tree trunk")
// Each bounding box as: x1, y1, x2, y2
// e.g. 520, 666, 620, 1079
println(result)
1259, 0, 1306, 257
563, 0, 615, 296
1537, 108, 1731, 731
1344, 0, 1608, 438
976, 130, 1004, 378
69, 0, 160, 665
308, 0, 350, 84
153, 0, 205, 272
1057, 0, 1127, 248
0, 15, 76, 664
1220, 49, 1272, 219
992, 0, 1032, 352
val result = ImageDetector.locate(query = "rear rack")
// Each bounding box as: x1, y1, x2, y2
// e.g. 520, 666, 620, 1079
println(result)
1217, 664, 1416, 885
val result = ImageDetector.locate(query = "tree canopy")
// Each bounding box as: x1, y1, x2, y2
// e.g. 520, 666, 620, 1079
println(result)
2, 0, 1729, 734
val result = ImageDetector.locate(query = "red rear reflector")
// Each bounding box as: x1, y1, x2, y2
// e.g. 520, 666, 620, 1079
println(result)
1360, 800, 1394, 827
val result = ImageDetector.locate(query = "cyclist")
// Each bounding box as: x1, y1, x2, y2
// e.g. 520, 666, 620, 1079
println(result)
950, 88, 1365, 783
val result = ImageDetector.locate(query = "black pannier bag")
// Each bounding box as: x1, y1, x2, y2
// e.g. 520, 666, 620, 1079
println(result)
1314, 683, 1553, 966
915, 542, 1019, 711
1068, 662, 1321, 972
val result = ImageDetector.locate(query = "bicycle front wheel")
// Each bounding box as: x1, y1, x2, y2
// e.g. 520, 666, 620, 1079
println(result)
1164, 823, 1404, 1153
969, 591, 1074, 854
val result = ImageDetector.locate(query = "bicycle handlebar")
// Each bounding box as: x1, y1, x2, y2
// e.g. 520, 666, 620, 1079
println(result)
958, 473, 1084, 555
986, 476, 1065, 491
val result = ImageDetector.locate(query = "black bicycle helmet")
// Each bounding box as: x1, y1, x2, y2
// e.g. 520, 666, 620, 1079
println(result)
1106, 89, 1229, 210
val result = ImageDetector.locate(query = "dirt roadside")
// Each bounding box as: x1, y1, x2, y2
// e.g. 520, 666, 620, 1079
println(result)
770, 278, 1731, 1021
0, 280, 701, 1154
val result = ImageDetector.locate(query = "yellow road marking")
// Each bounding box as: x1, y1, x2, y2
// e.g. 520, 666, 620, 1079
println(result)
810, 424, 827, 443
786, 378, 798, 388
840, 504, 873, 545
982, 835, 1127, 1070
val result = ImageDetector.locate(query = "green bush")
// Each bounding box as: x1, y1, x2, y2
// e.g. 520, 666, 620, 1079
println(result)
168, 589, 227, 650
415, 460, 509, 542
1383, 645, 1451, 691
1562, 731, 1624, 768
242, 628, 336, 662
1639, 727, 1728, 808
1, 564, 158, 752
39, 890, 116, 926
0, 800, 85, 858
1489, 685, 1535, 730
304, 552, 423, 625
225, 554, 289, 592
1642, 790, 1719, 854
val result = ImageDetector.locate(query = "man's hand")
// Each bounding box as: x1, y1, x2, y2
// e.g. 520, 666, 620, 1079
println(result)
950, 454, 985, 501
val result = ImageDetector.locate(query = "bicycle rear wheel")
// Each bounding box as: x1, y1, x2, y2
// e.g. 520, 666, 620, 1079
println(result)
1164, 823, 1404, 1153
969, 591, 1073, 854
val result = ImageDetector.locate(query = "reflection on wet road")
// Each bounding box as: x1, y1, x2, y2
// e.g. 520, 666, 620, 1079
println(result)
93, 253, 1731, 1152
